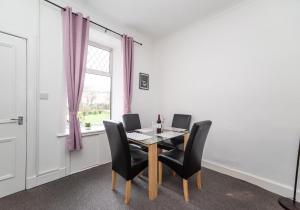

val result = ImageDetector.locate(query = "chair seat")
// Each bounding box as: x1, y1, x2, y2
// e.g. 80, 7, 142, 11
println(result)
130, 146, 148, 160
129, 147, 148, 179
158, 141, 177, 150
158, 149, 185, 178
129, 143, 144, 151
170, 136, 184, 146
130, 143, 148, 152
158, 136, 184, 150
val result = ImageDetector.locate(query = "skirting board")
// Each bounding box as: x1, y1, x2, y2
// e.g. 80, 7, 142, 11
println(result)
70, 160, 111, 175
26, 160, 111, 189
202, 159, 300, 200
26, 167, 66, 189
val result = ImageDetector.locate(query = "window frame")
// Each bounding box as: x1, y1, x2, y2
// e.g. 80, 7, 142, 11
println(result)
83, 41, 113, 123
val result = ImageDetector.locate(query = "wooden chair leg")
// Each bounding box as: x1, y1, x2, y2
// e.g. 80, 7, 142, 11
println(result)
172, 170, 176, 176
183, 179, 189, 202
158, 161, 163, 185
124, 180, 132, 204
196, 170, 202, 190
112, 170, 117, 190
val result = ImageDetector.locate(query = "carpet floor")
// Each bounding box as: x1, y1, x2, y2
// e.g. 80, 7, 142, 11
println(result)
0, 163, 283, 210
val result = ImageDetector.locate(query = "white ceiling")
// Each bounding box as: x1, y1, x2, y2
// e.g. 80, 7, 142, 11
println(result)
71, 0, 242, 38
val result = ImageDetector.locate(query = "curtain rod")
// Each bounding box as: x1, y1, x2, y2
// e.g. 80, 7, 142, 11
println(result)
43, 0, 143, 46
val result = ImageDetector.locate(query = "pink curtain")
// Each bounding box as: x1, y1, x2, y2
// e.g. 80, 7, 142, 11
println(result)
122, 35, 134, 114
62, 7, 90, 151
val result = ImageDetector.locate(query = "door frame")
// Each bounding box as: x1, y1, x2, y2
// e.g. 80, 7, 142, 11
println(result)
0, 29, 39, 190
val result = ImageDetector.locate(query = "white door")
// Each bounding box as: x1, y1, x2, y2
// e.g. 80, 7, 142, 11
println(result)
0, 32, 26, 198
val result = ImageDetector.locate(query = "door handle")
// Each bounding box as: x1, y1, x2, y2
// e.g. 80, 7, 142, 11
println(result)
10, 116, 23, 125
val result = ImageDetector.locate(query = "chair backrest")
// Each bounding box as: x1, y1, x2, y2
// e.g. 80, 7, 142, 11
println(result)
172, 114, 192, 130
183, 121, 212, 177
103, 120, 131, 179
122, 113, 142, 132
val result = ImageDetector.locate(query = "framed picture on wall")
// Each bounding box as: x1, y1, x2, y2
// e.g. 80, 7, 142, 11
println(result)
139, 73, 149, 90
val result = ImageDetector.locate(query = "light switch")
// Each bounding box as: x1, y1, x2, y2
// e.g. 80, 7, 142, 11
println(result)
40, 93, 49, 100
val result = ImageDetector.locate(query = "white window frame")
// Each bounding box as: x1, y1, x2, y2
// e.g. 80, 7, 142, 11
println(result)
84, 41, 113, 121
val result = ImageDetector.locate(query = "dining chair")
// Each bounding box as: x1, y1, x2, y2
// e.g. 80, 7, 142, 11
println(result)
122, 113, 148, 151
103, 120, 148, 204
123, 113, 142, 132
158, 114, 192, 150
158, 120, 212, 201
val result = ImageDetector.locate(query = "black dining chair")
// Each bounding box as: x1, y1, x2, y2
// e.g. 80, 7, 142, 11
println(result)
103, 120, 148, 204
123, 113, 148, 151
158, 114, 192, 150
123, 113, 142, 132
158, 120, 212, 201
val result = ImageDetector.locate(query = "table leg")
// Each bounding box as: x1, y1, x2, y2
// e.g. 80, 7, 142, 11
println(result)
148, 144, 158, 200
183, 133, 190, 150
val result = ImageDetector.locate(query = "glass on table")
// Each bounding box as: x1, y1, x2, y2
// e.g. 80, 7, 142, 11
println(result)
151, 121, 156, 133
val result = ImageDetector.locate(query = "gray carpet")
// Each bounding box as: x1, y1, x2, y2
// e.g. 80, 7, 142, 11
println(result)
0, 163, 283, 210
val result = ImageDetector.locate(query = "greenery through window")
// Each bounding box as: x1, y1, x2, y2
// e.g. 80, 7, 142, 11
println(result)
78, 44, 112, 128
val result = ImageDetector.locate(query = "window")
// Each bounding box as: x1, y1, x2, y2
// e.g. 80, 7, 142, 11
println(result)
78, 43, 112, 128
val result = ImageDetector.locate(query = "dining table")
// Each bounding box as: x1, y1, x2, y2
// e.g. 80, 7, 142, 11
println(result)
127, 128, 190, 200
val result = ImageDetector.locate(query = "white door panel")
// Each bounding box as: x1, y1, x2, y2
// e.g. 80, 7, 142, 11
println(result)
0, 32, 26, 198
0, 42, 15, 120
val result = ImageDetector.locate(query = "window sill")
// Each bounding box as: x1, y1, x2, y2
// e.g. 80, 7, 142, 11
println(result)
57, 126, 105, 138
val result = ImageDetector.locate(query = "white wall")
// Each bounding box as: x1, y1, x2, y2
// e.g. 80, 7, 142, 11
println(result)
0, 0, 157, 189
154, 0, 300, 198
0, 0, 40, 188
26, 0, 158, 187
132, 43, 159, 126
0, 0, 38, 36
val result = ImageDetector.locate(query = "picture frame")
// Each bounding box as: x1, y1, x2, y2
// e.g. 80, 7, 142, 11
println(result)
139, 73, 149, 90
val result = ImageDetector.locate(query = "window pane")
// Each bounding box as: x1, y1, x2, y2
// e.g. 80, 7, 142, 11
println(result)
79, 74, 111, 126
86, 45, 110, 72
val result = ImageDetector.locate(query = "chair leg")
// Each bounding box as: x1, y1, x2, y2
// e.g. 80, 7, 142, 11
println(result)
112, 170, 117, 190
196, 170, 202, 190
183, 179, 189, 202
158, 161, 163, 185
172, 170, 176, 176
124, 180, 132, 204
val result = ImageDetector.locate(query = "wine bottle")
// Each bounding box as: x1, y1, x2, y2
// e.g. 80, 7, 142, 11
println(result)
157, 114, 162, 133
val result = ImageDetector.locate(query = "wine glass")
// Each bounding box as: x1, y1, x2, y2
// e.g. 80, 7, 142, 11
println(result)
151, 121, 156, 134
161, 115, 166, 132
